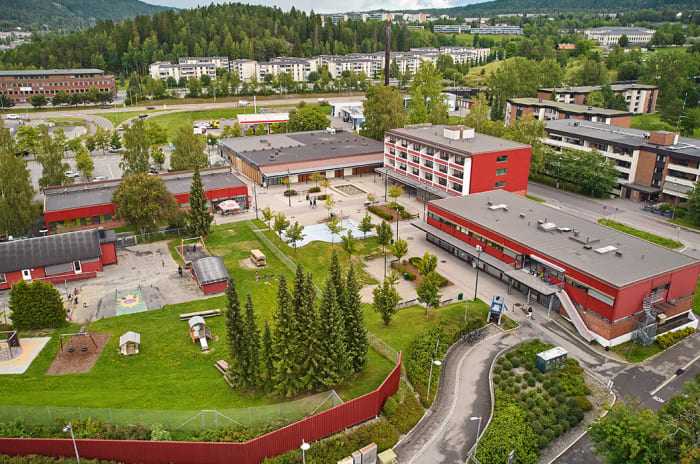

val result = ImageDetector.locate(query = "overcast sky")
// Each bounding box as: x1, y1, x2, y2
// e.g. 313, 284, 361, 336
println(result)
143, 0, 475, 14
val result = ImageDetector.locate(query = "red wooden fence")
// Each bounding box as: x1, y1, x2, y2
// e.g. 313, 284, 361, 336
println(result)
0, 352, 401, 464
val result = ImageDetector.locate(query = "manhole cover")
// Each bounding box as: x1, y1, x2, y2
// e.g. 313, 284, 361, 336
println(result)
441, 260, 447, 263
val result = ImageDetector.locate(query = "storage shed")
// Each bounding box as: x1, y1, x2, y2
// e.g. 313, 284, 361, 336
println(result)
191, 256, 230, 294
536, 346, 568, 373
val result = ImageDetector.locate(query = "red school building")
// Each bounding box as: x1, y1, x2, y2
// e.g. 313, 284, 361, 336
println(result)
0, 228, 117, 291
413, 190, 700, 346
43, 167, 249, 234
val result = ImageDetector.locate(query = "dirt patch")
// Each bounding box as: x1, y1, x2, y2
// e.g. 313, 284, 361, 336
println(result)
176, 244, 209, 263
238, 258, 265, 270
45, 333, 111, 376
369, 204, 416, 224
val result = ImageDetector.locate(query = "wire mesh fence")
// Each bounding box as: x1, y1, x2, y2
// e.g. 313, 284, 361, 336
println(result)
0, 391, 343, 432
367, 331, 399, 364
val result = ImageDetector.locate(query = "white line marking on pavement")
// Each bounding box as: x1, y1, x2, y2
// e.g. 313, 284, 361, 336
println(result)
650, 353, 700, 396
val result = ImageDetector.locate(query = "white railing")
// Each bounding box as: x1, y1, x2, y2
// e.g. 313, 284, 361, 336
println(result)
557, 289, 596, 342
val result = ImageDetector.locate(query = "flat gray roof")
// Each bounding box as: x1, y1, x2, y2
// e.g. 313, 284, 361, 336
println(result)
0, 69, 107, 77
545, 120, 700, 161
192, 256, 230, 286
587, 27, 654, 33
44, 168, 245, 212
539, 83, 657, 93
508, 98, 631, 117
430, 190, 698, 288
387, 125, 530, 155
219, 130, 383, 168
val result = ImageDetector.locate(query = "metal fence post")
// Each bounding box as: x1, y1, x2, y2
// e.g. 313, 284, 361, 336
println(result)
201, 411, 205, 430
109, 408, 112, 423
78, 407, 82, 419
215, 411, 218, 429
248, 407, 251, 425
47, 406, 51, 421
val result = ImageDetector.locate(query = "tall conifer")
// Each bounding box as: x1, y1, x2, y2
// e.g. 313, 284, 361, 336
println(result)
224, 279, 246, 388
244, 293, 260, 388
317, 276, 350, 388
260, 321, 274, 393
344, 264, 368, 373
272, 275, 300, 397
186, 165, 213, 236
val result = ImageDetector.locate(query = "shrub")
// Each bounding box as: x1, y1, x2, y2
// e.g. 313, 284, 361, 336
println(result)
283, 189, 297, 197
382, 396, 398, 418
527, 377, 536, 387
391, 392, 424, 434
9, 280, 67, 331
150, 423, 171, 441
316, 194, 328, 201
409, 257, 422, 267
406, 327, 453, 406
574, 395, 593, 412
368, 205, 394, 221
510, 357, 521, 368
501, 360, 512, 371
400, 210, 412, 219
656, 327, 695, 349
514, 375, 522, 383
493, 374, 502, 384
494, 365, 503, 375
512, 384, 520, 393
308, 186, 321, 193
536, 386, 543, 394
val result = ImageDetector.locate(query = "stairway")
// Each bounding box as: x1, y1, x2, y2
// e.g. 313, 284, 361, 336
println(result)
556, 289, 596, 343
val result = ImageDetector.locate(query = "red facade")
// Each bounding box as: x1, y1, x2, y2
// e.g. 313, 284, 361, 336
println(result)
0, 70, 116, 105
0, 354, 402, 464
190, 267, 228, 295
468, 147, 531, 196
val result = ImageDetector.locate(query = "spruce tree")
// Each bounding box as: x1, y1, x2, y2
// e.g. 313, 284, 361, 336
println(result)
244, 293, 260, 389
224, 279, 246, 388
260, 321, 274, 393
344, 264, 368, 373
272, 275, 301, 397
317, 276, 351, 388
186, 165, 213, 236
300, 272, 324, 391
328, 250, 345, 308
289, 265, 307, 382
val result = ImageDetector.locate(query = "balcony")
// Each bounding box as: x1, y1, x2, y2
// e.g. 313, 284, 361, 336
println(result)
665, 175, 695, 188
667, 163, 700, 176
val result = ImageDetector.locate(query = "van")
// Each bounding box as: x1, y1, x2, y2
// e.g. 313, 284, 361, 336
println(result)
250, 249, 266, 267
6, 114, 19, 120
238, 100, 250, 107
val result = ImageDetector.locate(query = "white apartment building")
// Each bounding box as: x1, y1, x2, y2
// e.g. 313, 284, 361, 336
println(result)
584, 27, 654, 48
179, 56, 230, 70
473, 25, 523, 35
434, 25, 470, 34
537, 84, 659, 114
149, 61, 180, 81
230, 59, 258, 82
257, 57, 317, 83
325, 56, 374, 78
149, 56, 230, 82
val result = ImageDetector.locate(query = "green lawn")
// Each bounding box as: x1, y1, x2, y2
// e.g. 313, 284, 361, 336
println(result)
669, 217, 700, 231
526, 195, 545, 203
91, 109, 164, 127
598, 219, 683, 249
147, 108, 262, 141
631, 113, 700, 139
610, 339, 662, 363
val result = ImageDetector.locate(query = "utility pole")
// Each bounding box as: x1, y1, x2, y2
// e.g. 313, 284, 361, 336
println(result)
384, 21, 391, 86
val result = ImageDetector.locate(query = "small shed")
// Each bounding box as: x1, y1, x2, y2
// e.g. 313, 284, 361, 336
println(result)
191, 256, 230, 294
119, 331, 140, 356
536, 346, 568, 373
188, 316, 212, 351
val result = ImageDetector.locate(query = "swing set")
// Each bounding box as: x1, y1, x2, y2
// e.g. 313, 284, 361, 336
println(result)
58, 332, 98, 354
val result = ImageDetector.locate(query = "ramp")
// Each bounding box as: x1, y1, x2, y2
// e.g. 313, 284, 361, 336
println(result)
556, 290, 596, 343
200, 335, 209, 351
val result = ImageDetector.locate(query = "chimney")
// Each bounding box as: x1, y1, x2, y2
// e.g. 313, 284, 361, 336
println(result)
98, 226, 105, 239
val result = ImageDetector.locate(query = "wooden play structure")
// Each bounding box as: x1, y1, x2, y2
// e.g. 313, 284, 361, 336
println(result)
119, 331, 141, 356
250, 249, 266, 267
176, 236, 210, 268
0, 330, 20, 361
215, 359, 234, 388
188, 316, 212, 351
58, 332, 98, 353
179, 309, 221, 321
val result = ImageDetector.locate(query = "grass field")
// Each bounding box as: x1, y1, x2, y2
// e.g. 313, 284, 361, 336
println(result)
147, 108, 260, 141
463, 58, 510, 86
598, 218, 683, 249
95, 109, 164, 126
610, 339, 662, 363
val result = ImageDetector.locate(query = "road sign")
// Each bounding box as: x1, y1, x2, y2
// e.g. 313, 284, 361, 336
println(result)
508, 450, 515, 464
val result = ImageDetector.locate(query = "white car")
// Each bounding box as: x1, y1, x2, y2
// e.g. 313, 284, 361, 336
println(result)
92, 176, 107, 182
64, 171, 80, 178
238, 100, 250, 107
6, 114, 19, 120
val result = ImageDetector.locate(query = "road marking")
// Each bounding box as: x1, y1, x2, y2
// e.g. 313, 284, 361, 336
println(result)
650, 353, 700, 395
652, 395, 665, 403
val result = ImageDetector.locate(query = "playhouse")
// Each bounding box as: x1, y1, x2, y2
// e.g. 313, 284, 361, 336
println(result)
188, 316, 212, 351
119, 331, 141, 356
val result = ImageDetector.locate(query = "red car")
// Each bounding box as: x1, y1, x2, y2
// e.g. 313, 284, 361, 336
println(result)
146, 106, 156, 110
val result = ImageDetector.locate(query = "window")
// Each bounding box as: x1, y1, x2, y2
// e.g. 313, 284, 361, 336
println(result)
424, 160, 433, 169
412, 167, 419, 175
497, 155, 508, 162
426, 147, 434, 156
440, 151, 449, 161
496, 168, 507, 176
494, 181, 506, 188
0, 273, 6, 284
425, 172, 433, 181
74, 261, 82, 273
438, 176, 447, 186
412, 155, 420, 163
439, 164, 448, 174
399, 163, 407, 171
452, 183, 463, 192
22, 269, 31, 281
413, 143, 421, 151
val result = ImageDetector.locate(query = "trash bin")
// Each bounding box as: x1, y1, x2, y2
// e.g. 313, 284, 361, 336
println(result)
458, 292, 464, 301
391, 239, 394, 245
403, 272, 408, 280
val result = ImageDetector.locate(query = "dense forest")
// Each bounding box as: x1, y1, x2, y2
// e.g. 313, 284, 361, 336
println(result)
428, 0, 699, 16
0, 0, 170, 32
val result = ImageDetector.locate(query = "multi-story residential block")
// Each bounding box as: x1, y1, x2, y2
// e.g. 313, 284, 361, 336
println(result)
543, 119, 700, 201
367, 12, 392, 21
149, 57, 230, 82
381, 125, 531, 202
473, 25, 523, 35
584, 26, 654, 48
325, 56, 374, 78
346, 12, 368, 21
434, 24, 470, 34
537, 84, 658, 114
505, 98, 632, 128
407, 25, 425, 30
414, 189, 700, 346
0, 69, 116, 105
179, 56, 230, 70
230, 59, 258, 82
257, 57, 317, 82
326, 13, 347, 24
149, 61, 180, 81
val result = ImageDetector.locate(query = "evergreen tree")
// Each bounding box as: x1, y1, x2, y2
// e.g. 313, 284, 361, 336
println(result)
186, 166, 213, 236
292, 267, 323, 391
317, 274, 350, 388
224, 279, 247, 388
243, 293, 260, 389
272, 275, 301, 397
260, 320, 274, 392
344, 264, 368, 373
328, 250, 345, 312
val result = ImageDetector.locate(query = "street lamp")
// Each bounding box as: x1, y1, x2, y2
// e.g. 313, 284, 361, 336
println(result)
473, 245, 483, 301
300, 439, 310, 464
426, 359, 442, 403
63, 421, 80, 464
253, 183, 259, 220
286, 168, 291, 207
470, 416, 483, 458
395, 204, 400, 243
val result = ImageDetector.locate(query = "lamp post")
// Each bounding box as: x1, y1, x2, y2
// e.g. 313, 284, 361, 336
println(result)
300, 440, 310, 464
426, 359, 442, 403
473, 245, 483, 301
253, 183, 259, 220
63, 421, 80, 464
286, 168, 291, 207
470, 416, 483, 458
395, 205, 400, 243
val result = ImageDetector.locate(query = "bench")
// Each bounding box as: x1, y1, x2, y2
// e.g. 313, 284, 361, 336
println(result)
215, 360, 234, 388
179, 309, 221, 321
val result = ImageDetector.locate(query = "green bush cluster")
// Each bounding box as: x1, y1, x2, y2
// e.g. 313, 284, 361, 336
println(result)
656, 327, 695, 349
406, 327, 453, 407
283, 190, 297, 197
308, 186, 321, 193
384, 383, 424, 434
9, 280, 67, 331
315, 194, 328, 201
368, 205, 394, 221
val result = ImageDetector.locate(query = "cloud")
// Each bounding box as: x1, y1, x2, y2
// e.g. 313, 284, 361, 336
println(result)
146, 0, 455, 13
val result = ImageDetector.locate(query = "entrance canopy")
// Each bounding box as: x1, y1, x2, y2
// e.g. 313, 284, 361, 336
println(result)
218, 200, 240, 212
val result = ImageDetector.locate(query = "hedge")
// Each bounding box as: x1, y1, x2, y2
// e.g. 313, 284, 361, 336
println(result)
308, 186, 321, 193
316, 194, 328, 201
384, 382, 424, 434
656, 327, 695, 349
283, 190, 297, 197
368, 205, 394, 221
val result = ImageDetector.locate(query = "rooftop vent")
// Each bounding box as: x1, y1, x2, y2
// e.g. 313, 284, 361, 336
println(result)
488, 203, 508, 211
573, 230, 580, 237
583, 244, 593, 250
615, 250, 624, 257
519, 212, 526, 218
595, 245, 618, 254
557, 227, 572, 233
539, 222, 557, 232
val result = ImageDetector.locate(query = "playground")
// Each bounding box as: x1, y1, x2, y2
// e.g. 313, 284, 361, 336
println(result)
0, 332, 51, 375
45, 332, 111, 376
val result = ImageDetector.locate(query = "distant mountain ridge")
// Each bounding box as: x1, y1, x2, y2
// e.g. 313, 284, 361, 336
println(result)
0, 0, 171, 31
425, 0, 696, 16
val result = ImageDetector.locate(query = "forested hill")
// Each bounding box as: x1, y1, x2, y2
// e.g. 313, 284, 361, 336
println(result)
0, 0, 171, 32
431, 0, 697, 16
0, 3, 416, 74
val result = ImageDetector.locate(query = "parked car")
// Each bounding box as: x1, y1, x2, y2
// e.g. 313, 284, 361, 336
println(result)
102, 105, 111, 109
108, 149, 120, 154
64, 171, 80, 178
92, 176, 107, 182
146, 106, 156, 110
238, 100, 250, 107
118, 126, 124, 131
6, 114, 19, 120
138, 114, 148, 118
149, 166, 158, 174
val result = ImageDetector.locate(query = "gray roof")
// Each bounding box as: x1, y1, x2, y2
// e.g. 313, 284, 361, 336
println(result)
587, 27, 654, 33
508, 98, 631, 117
119, 331, 140, 346
0, 229, 104, 273
219, 130, 383, 168
545, 120, 700, 161
0, 68, 107, 77
539, 83, 657, 93
430, 190, 698, 288
387, 125, 530, 155
192, 256, 230, 286
44, 168, 246, 212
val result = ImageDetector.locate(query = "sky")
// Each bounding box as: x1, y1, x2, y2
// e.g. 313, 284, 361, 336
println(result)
142, 0, 477, 14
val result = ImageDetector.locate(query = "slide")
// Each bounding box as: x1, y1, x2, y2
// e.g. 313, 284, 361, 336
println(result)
557, 289, 596, 343
200, 335, 209, 351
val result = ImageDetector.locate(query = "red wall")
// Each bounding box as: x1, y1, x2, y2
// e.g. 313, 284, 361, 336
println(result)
44, 203, 115, 232
469, 147, 531, 196
202, 280, 228, 294
100, 242, 118, 265
0, 353, 402, 464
